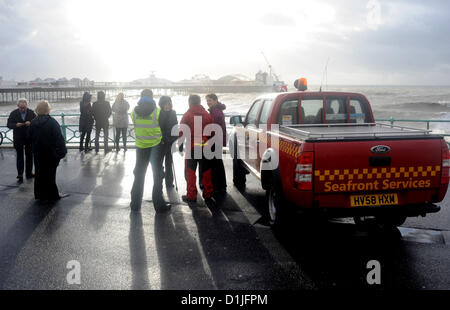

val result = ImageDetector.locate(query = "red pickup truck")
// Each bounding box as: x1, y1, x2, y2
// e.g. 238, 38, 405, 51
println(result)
229, 91, 449, 228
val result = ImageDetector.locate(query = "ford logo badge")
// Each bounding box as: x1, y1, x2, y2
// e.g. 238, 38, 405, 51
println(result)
371, 145, 391, 154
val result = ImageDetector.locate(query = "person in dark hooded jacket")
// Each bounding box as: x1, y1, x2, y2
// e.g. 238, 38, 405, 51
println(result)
79, 92, 94, 152
7, 98, 36, 181
158, 96, 178, 188
130, 89, 171, 212
92, 91, 112, 153
206, 93, 227, 194
28, 100, 67, 201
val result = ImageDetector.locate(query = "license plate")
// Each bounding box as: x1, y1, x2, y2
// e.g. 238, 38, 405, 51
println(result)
350, 193, 398, 207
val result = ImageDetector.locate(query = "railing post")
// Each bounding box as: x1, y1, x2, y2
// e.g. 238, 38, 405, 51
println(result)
61, 113, 67, 142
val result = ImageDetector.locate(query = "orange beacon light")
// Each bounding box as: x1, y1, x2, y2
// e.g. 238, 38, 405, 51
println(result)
294, 78, 307, 91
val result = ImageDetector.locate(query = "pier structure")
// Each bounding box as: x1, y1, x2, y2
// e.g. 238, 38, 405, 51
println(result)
0, 84, 273, 104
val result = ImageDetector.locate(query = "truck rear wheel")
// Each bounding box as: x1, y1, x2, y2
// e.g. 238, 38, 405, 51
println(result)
267, 186, 286, 227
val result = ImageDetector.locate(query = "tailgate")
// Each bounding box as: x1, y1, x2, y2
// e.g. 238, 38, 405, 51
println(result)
313, 138, 443, 206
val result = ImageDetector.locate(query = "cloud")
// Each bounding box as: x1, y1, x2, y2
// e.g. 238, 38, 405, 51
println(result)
1, 0, 450, 84
259, 13, 296, 27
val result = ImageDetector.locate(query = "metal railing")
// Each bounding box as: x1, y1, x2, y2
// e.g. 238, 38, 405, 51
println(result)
0, 112, 137, 146
376, 117, 450, 141
1, 113, 450, 146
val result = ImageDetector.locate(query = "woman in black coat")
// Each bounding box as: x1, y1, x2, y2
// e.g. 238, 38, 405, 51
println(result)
28, 100, 68, 201
79, 92, 94, 152
158, 96, 178, 188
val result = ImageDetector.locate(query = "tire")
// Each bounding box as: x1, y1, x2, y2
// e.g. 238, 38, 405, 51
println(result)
266, 185, 287, 228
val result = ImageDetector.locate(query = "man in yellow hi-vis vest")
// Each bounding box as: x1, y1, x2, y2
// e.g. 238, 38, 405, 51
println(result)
130, 89, 171, 212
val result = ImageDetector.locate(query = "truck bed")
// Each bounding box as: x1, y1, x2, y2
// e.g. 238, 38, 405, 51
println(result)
279, 123, 436, 141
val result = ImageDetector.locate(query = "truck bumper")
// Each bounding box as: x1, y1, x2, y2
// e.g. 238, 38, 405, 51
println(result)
299, 203, 441, 218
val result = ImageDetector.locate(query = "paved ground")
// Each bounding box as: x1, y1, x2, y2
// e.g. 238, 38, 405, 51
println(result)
0, 148, 449, 289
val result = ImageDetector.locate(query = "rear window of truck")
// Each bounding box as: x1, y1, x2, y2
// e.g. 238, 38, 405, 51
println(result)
349, 99, 371, 123
301, 99, 323, 124
276, 96, 372, 125
325, 98, 347, 123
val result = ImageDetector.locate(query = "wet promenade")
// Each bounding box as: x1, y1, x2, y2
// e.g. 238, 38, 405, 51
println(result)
0, 148, 449, 289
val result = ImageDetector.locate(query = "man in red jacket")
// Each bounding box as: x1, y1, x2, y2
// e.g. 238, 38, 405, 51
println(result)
179, 94, 214, 203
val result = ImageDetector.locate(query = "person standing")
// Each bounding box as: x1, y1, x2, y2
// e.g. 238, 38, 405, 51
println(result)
7, 98, 36, 182
79, 92, 94, 152
28, 100, 67, 201
130, 89, 171, 212
92, 91, 112, 154
158, 96, 178, 188
112, 92, 130, 152
179, 94, 214, 203
206, 93, 227, 195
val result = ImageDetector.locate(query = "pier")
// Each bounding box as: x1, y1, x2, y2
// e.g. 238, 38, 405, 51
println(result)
0, 84, 274, 104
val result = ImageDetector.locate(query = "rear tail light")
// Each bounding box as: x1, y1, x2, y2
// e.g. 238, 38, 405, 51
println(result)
442, 142, 450, 184
295, 151, 313, 190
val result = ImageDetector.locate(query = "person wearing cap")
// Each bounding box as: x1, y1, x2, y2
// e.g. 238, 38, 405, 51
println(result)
7, 98, 36, 182
92, 91, 112, 154
28, 100, 68, 201
79, 92, 94, 152
158, 96, 178, 188
130, 89, 171, 212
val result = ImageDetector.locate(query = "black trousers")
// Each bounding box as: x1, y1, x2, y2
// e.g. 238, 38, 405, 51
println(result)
211, 158, 227, 191
14, 141, 33, 176
161, 141, 174, 186
115, 128, 127, 150
80, 130, 92, 150
34, 157, 60, 200
130, 144, 164, 209
95, 125, 109, 152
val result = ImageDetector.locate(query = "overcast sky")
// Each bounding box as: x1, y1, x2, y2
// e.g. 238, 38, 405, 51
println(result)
1, 0, 449, 85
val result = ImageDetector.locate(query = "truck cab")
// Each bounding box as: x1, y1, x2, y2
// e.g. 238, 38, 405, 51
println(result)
231, 92, 374, 179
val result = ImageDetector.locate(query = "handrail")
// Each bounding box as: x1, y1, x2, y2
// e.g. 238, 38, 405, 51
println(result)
1, 113, 450, 145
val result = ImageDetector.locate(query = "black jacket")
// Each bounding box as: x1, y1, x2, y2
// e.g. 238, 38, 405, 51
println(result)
79, 101, 94, 131
7, 108, 36, 145
159, 109, 178, 145
92, 92, 111, 128
28, 115, 67, 161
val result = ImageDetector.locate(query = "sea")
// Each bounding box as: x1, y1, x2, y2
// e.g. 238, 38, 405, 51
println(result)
1, 85, 450, 138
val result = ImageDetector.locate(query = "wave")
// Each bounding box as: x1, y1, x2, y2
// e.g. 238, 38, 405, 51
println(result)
383, 102, 450, 112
